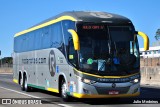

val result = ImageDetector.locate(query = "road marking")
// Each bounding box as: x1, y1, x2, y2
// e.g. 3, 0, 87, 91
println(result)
0, 86, 40, 98
0, 86, 73, 107
0, 73, 13, 74
58, 104, 73, 107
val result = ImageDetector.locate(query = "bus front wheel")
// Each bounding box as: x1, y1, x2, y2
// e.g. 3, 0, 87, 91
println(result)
61, 79, 70, 101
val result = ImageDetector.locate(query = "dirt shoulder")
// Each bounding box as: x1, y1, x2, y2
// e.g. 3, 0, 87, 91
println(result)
0, 68, 12, 73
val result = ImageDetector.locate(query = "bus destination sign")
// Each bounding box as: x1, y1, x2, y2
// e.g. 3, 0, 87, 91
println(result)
82, 25, 104, 30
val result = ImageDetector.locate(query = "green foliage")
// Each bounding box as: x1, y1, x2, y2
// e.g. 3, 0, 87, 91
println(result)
155, 29, 160, 40
0, 57, 13, 64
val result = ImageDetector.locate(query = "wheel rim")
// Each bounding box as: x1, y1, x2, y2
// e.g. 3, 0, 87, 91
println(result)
24, 77, 27, 90
61, 81, 67, 98
20, 77, 23, 87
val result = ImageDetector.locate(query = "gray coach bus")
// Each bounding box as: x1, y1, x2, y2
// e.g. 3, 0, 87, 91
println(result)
13, 11, 149, 101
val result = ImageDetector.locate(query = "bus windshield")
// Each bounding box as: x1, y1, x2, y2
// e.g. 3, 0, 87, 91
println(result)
77, 24, 140, 76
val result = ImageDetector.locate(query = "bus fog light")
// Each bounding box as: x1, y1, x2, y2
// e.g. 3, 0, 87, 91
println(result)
83, 88, 89, 94
133, 88, 138, 93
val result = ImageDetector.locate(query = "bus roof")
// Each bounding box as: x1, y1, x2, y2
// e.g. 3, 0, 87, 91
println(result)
32, 11, 131, 27
15, 11, 132, 37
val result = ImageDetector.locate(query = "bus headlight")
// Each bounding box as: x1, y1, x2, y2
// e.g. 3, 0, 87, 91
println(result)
134, 79, 139, 83
130, 78, 139, 83
82, 78, 96, 84
76, 76, 96, 84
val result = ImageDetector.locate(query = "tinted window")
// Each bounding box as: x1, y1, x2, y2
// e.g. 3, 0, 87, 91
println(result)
14, 22, 63, 52
109, 27, 134, 42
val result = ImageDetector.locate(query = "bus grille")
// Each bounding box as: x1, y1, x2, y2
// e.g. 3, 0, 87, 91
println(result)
95, 86, 130, 95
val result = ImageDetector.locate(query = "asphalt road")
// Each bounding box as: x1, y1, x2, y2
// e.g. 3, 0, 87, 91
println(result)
0, 73, 160, 107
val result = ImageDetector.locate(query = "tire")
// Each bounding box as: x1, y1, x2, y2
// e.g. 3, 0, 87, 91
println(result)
20, 75, 25, 91
24, 75, 31, 92
61, 79, 70, 101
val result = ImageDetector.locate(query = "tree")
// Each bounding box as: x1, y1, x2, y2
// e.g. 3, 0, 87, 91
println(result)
155, 29, 160, 40
0, 57, 13, 65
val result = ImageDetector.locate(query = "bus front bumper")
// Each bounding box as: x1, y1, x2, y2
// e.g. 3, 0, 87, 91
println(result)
72, 92, 140, 98
68, 80, 140, 98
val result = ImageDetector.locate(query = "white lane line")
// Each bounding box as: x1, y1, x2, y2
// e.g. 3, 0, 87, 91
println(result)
0, 73, 13, 74
58, 104, 73, 107
0, 86, 40, 98
0, 86, 73, 107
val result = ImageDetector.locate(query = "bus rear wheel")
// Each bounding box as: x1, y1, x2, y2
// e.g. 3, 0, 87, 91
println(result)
24, 75, 31, 92
20, 76, 25, 91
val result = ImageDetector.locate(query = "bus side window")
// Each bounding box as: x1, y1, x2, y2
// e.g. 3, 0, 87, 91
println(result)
68, 39, 77, 67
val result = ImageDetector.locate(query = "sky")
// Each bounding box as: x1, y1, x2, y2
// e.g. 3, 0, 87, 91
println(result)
0, 0, 160, 57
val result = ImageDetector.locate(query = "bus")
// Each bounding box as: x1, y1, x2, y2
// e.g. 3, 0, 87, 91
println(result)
13, 11, 149, 101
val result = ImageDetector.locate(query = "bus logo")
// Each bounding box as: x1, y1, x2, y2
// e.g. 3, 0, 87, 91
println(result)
112, 83, 116, 88
90, 12, 113, 18
49, 50, 56, 76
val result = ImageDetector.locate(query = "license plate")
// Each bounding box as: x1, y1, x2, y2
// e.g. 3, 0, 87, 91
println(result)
109, 91, 119, 95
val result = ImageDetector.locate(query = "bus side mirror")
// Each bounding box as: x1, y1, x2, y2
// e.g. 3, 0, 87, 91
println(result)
136, 31, 149, 51
68, 29, 80, 50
